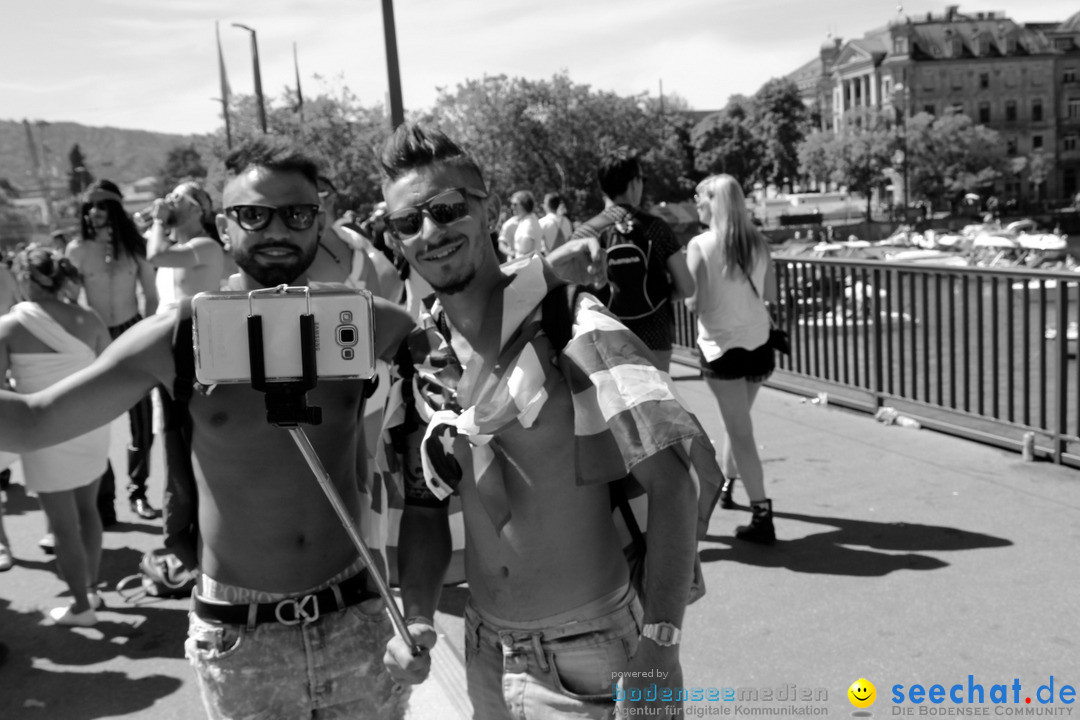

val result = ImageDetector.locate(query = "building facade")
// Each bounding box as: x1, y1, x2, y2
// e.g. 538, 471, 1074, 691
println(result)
790, 6, 1080, 204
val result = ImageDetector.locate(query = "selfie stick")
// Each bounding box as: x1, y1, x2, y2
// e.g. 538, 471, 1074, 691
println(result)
246, 286, 419, 656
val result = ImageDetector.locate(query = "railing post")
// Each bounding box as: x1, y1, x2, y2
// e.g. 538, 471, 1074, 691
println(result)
873, 267, 884, 402
1054, 280, 1069, 464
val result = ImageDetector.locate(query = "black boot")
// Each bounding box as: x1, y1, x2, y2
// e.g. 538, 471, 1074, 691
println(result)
719, 476, 737, 509
735, 499, 775, 544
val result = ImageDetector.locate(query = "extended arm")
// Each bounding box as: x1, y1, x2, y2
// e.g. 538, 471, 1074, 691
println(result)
383, 422, 452, 685
0, 313, 174, 452
137, 255, 159, 316
667, 247, 695, 302
683, 241, 704, 313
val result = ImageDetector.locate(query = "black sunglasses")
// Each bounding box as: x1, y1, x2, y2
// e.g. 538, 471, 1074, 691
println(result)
225, 204, 320, 232
385, 188, 488, 240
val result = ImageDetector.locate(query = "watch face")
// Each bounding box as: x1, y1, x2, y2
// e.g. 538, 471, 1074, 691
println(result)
656, 625, 675, 643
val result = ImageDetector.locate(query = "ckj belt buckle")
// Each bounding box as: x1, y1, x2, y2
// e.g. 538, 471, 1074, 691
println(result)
274, 593, 320, 625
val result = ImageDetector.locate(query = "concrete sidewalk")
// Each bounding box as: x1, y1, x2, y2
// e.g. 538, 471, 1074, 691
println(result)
2, 366, 1079, 718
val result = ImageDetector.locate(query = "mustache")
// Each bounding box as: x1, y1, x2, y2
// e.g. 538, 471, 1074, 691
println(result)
253, 241, 301, 252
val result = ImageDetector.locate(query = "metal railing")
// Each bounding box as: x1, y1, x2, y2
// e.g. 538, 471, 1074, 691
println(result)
672, 257, 1080, 466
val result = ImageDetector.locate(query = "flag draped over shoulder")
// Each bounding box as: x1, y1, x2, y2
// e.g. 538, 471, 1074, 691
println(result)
407, 254, 722, 540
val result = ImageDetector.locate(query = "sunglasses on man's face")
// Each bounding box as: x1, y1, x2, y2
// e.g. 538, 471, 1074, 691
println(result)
385, 188, 488, 240
225, 204, 320, 232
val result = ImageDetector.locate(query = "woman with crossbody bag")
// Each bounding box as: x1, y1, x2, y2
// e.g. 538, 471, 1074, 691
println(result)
684, 174, 777, 544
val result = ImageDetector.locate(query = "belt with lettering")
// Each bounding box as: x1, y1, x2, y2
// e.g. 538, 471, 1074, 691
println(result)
192, 571, 377, 626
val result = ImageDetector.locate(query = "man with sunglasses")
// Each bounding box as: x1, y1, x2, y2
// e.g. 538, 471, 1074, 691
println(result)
0, 137, 415, 719
380, 124, 701, 719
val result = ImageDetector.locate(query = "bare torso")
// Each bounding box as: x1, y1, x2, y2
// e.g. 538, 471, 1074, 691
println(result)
187, 378, 368, 592
456, 362, 628, 621
67, 239, 144, 327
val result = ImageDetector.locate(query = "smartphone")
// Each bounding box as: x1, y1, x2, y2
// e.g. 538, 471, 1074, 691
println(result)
191, 288, 376, 385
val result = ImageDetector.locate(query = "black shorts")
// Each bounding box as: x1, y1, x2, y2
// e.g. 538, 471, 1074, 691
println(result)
700, 342, 775, 382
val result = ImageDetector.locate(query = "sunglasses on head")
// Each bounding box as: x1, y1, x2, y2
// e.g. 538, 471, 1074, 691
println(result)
385, 187, 488, 240
225, 204, 320, 232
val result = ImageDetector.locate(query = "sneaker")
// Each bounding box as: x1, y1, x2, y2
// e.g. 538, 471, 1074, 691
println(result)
0, 544, 12, 572
38, 534, 55, 555
49, 605, 97, 627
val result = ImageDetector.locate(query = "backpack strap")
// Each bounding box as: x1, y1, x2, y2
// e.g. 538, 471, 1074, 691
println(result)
539, 281, 581, 354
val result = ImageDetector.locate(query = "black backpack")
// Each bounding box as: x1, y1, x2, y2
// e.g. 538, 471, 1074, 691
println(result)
582, 207, 669, 321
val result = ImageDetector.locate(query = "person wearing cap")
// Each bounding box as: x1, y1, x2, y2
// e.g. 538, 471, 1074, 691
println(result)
66, 180, 160, 523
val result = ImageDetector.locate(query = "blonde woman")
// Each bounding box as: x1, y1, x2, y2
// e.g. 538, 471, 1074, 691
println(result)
685, 174, 777, 544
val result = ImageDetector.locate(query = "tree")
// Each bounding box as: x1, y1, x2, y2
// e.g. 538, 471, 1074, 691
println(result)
796, 129, 833, 189
159, 144, 208, 194
425, 73, 692, 217
692, 96, 761, 189
207, 78, 391, 213
749, 78, 811, 189
67, 144, 94, 197
1026, 151, 1053, 207
904, 110, 1008, 211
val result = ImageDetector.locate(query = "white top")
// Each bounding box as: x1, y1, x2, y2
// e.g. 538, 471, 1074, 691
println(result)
538, 213, 572, 255
503, 214, 542, 259
8, 302, 110, 491
688, 230, 770, 362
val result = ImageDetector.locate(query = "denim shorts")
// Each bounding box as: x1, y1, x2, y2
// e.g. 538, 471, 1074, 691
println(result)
700, 341, 775, 383
185, 597, 408, 719
464, 593, 643, 720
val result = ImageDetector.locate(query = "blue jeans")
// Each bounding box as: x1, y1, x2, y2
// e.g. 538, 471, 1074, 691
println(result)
464, 594, 643, 720
185, 597, 408, 719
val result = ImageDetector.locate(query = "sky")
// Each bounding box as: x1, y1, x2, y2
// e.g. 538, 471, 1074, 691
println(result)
2, 0, 1079, 136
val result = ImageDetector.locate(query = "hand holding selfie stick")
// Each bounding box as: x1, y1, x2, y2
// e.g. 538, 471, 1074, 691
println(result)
246, 286, 419, 657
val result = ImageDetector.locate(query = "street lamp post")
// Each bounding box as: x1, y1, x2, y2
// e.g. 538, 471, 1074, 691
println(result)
380, 0, 405, 128
893, 82, 910, 220
233, 23, 268, 134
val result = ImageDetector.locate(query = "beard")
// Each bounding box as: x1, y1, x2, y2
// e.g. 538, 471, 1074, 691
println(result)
232, 241, 318, 288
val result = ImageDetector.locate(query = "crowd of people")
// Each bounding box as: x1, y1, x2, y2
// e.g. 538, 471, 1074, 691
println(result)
0, 126, 783, 718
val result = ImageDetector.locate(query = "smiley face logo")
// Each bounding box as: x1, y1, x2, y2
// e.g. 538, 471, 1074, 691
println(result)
848, 678, 876, 708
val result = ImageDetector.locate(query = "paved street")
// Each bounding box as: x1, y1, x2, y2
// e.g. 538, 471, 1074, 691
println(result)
2, 364, 1079, 718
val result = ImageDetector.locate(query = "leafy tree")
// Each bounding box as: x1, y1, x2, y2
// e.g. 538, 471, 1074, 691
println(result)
207, 79, 392, 213
424, 73, 692, 217
796, 129, 833, 187
904, 111, 1008, 211
1026, 151, 1053, 206
749, 78, 810, 189
159, 144, 208, 194
692, 96, 761, 189
67, 144, 94, 197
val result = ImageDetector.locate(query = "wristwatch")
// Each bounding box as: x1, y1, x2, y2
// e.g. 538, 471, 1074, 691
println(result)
641, 622, 681, 647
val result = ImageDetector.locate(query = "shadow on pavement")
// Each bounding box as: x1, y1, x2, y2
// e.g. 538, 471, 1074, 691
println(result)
699, 511, 1012, 576
0, 598, 188, 718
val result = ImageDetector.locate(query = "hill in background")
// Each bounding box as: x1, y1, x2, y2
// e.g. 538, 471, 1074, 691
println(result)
0, 119, 212, 194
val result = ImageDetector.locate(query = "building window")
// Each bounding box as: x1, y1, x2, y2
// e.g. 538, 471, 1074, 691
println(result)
1066, 68, 1079, 84
1033, 135, 1043, 150
952, 70, 964, 90
1007, 138, 1017, 156
923, 104, 936, 115
894, 37, 908, 54
948, 102, 965, 116
1033, 99, 1043, 122
979, 72, 990, 89
1006, 100, 1018, 122
979, 102, 991, 123
1065, 135, 1078, 152
1005, 38, 1017, 53
1068, 99, 1080, 119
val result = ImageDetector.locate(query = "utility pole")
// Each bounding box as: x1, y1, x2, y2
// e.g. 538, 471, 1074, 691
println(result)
380, 0, 405, 128
233, 23, 268, 133
22, 119, 54, 227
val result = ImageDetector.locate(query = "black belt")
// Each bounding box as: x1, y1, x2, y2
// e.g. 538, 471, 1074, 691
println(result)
192, 571, 377, 626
